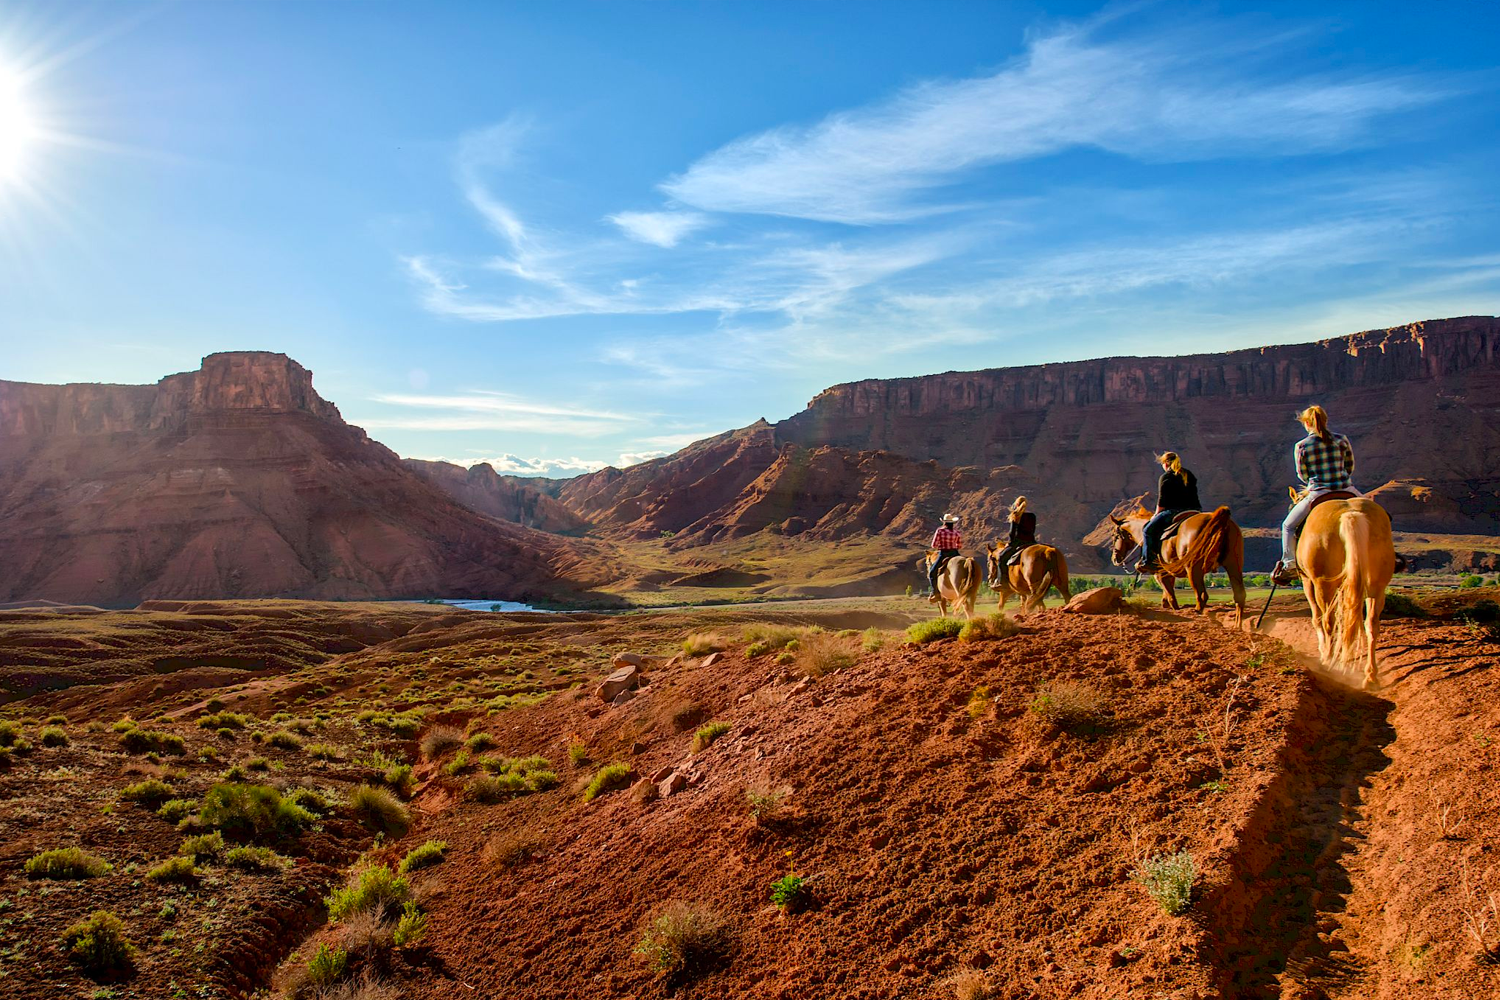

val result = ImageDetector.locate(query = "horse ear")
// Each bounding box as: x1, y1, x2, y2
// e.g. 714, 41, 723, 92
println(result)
1109, 514, 1123, 525
985, 541, 997, 553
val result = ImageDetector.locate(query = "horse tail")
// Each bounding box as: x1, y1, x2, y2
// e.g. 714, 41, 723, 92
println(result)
958, 557, 978, 598
1181, 506, 1232, 571
1337, 510, 1369, 667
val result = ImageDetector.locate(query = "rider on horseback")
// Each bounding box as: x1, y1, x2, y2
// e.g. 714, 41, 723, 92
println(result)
992, 497, 1037, 571
928, 514, 962, 603
1136, 452, 1201, 574
1271, 405, 1359, 586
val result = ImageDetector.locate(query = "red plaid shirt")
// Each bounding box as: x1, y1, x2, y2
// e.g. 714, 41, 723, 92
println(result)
930, 527, 962, 550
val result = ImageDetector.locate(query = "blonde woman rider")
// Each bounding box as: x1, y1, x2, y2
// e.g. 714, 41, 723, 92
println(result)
992, 496, 1037, 571
1271, 405, 1359, 585
1136, 452, 1201, 574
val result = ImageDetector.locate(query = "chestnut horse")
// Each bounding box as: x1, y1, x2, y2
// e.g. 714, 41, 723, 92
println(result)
918, 550, 981, 620
1107, 506, 1247, 627
984, 542, 1070, 613
1297, 497, 1395, 688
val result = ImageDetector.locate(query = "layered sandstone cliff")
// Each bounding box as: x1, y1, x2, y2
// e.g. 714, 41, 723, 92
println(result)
0, 354, 603, 606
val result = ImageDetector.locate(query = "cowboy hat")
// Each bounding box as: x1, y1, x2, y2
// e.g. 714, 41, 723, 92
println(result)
941, 513, 958, 524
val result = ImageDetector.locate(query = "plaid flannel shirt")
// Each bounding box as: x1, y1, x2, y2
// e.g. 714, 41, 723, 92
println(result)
930, 527, 962, 550
1295, 433, 1355, 491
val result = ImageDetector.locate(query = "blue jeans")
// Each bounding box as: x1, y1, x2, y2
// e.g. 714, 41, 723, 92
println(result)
1141, 510, 1189, 564
1282, 486, 1362, 563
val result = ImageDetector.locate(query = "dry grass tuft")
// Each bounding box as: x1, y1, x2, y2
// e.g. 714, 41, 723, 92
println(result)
798, 633, 858, 678
420, 725, 464, 761
681, 632, 726, 657
484, 830, 544, 870
952, 967, 996, 1000
633, 901, 730, 977
1029, 681, 1108, 730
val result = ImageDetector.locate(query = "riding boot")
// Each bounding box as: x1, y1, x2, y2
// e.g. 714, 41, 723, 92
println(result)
1270, 560, 1301, 586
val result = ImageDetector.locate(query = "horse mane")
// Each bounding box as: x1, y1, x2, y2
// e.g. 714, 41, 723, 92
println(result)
1130, 506, 1153, 519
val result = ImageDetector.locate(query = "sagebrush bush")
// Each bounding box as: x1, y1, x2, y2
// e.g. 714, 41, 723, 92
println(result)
121, 778, 175, 807
348, 784, 410, 837
397, 840, 448, 874
483, 831, 541, 869
584, 763, 634, 802
39, 725, 68, 747
464, 731, 496, 753
178, 831, 224, 860
109, 718, 136, 734
420, 725, 463, 761
305, 943, 349, 991
224, 845, 290, 871
0, 720, 21, 746
861, 628, 886, 653
305, 742, 342, 761
268, 730, 303, 751
959, 614, 1019, 643
800, 633, 858, 678
199, 782, 315, 840
681, 632, 725, 656
634, 902, 729, 976
285, 786, 335, 816
1029, 681, 1108, 730
1382, 590, 1427, 618
691, 721, 731, 753
61, 910, 135, 976
326, 864, 410, 922
384, 762, 415, 797
906, 618, 965, 644
745, 784, 787, 823
742, 624, 799, 654
392, 901, 428, 949
1133, 850, 1196, 916
119, 728, 185, 755
567, 741, 590, 765
197, 711, 252, 730
26, 847, 111, 880
157, 798, 198, 823
145, 855, 198, 883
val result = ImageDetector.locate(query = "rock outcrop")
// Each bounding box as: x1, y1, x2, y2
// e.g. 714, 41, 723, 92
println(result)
0, 353, 604, 606
404, 459, 590, 536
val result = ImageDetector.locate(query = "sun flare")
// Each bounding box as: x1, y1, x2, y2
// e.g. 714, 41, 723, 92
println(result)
0, 66, 36, 182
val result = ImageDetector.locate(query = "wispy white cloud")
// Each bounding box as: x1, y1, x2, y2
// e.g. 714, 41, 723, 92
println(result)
412, 453, 609, 476
661, 22, 1449, 223
355, 390, 639, 437
607, 210, 708, 248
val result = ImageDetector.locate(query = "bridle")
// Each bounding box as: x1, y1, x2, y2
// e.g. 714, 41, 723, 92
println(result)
1111, 524, 1141, 566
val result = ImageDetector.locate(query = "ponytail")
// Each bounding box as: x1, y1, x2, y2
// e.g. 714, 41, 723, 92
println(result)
1156, 451, 1188, 485
1298, 405, 1332, 442
1009, 496, 1028, 523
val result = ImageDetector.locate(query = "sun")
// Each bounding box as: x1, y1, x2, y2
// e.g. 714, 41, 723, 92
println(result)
0, 66, 35, 182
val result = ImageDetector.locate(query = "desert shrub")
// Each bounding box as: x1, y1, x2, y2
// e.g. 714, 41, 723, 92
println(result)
906, 618, 965, 644
39, 725, 68, 747
326, 864, 410, 922
109, 718, 137, 734
157, 798, 198, 823
746, 784, 788, 823
1461, 574, 1484, 588
0, 720, 19, 747
285, 787, 335, 816
420, 725, 463, 761
305, 943, 349, 991
952, 967, 996, 1000
224, 845, 290, 871
268, 730, 303, 751
634, 902, 729, 977
178, 831, 224, 860
1029, 681, 1108, 730
145, 855, 199, 884
742, 624, 799, 654
484, 830, 542, 869
770, 873, 808, 912
1133, 850, 1196, 916
1381, 590, 1427, 618
26, 847, 111, 880
681, 632, 724, 656
692, 721, 731, 752
305, 742, 342, 761
800, 633, 858, 678
966, 685, 992, 720
121, 778, 175, 807
60, 910, 134, 976
464, 731, 496, 753
567, 741, 590, 765
861, 628, 886, 653
471, 772, 524, 802
959, 614, 1019, 643
198, 782, 315, 840
398, 840, 448, 874
119, 728, 185, 755
1456, 599, 1500, 624
348, 784, 410, 837
392, 901, 428, 949
197, 711, 251, 730
384, 762, 415, 797
584, 763, 634, 802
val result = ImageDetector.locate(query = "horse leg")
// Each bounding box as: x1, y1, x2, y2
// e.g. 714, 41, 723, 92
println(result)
1226, 562, 1247, 631
1188, 565, 1208, 614
1364, 594, 1383, 689
1312, 579, 1340, 665
1159, 574, 1178, 609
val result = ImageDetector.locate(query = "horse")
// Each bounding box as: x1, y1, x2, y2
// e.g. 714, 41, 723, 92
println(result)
1296, 496, 1395, 688
984, 541, 1070, 613
918, 550, 981, 620
1107, 505, 1248, 627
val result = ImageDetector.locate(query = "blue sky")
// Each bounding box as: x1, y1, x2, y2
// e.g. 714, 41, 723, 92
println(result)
2, 1, 1497, 475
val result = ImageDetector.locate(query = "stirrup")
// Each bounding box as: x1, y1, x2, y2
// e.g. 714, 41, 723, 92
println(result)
1270, 562, 1301, 586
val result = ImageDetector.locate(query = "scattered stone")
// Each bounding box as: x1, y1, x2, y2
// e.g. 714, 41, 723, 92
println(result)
649, 765, 672, 783
630, 741, 647, 754
701, 652, 721, 667
659, 772, 688, 797
610, 689, 637, 708
595, 664, 641, 702
630, 778, 659, 803
1062, 586, 1125, 615
790, 678, 812, 694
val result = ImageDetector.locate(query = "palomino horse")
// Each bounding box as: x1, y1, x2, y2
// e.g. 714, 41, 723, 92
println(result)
984, 541, 1070, 613
918, 550, 981, 620
1297, 496, 1395, 688
1108, 506, 1248, 627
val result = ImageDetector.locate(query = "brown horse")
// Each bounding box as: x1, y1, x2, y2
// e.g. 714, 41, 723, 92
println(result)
984, 542, 1069, 613
1108, 506, 1248, 627
1297, 497, 1395, 688
919, 550, 981, 620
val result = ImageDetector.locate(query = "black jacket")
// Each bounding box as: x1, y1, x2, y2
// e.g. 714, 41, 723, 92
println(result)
1008, 511, 1037, 546
1157, 470, 1202, 512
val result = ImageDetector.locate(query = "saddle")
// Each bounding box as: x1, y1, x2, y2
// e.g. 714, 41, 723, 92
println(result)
1157, 510, 1200, 546
1289, 490, 1360, 540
